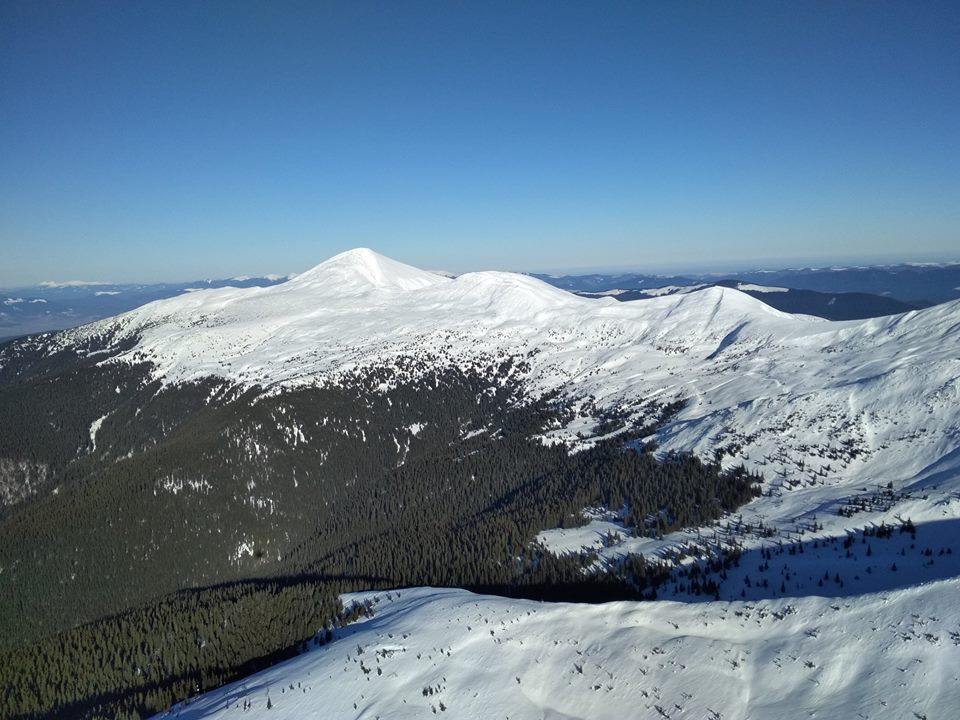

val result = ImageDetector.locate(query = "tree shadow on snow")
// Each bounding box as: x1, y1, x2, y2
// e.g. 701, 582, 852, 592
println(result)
663, 516, 960, 604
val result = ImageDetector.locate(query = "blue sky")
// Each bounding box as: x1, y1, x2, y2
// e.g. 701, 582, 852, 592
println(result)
1, 1, 958, 284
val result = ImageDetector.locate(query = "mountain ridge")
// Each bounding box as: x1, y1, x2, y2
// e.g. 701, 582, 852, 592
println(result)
52, 250, 821, 389
34, 250, 959, 534
2, 249, 960, 720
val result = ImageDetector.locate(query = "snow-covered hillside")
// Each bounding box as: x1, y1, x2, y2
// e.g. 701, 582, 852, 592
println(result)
159, 583, 960, 720
115, 249, 960, 719
49, 248, 960, 559
57, 248, 960, 518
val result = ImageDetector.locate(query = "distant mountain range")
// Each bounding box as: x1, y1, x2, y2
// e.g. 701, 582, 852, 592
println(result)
4, 261, 958, 341
0, 276, 288, 340
581, 279, 928, 321
533, 261, 960, 306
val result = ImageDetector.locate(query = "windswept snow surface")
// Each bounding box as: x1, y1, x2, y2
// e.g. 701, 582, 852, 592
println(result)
158, 584, 960, 720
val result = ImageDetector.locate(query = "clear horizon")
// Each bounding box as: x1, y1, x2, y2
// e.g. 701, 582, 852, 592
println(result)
2, 1, 958, 286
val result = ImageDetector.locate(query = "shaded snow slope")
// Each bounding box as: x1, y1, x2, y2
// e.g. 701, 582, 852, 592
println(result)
157, 584, 960, 720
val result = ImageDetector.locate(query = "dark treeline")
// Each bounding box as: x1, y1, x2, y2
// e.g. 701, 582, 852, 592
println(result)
0, 341, 760, 719
0, 578, 349, 720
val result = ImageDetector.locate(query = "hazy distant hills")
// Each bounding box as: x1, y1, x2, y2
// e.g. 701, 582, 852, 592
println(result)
713, 281, 927, 320
530, 271, 701, 293
728, 263, 960, 304
585, 280, 927, 321
534, 261, 960, 321
534, 261, 960, 306
4, 261, 957, 341
0, 276, 288, 340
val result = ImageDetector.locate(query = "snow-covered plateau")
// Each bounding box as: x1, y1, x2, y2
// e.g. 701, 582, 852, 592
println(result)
56, 248, 958, 718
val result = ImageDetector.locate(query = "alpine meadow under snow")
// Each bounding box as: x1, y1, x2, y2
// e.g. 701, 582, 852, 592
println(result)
2, 249, 959, 719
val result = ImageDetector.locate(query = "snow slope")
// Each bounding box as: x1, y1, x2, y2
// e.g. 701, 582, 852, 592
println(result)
158, 583, 960, 720
56, 249, 960, 517
55, 248, 802, 391
117, 249, 960, 719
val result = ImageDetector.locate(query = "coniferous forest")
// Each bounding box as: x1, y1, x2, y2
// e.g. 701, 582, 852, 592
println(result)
0, 336, 760, 719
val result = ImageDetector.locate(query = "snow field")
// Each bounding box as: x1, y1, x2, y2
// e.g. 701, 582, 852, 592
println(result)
159, 583, 960, 720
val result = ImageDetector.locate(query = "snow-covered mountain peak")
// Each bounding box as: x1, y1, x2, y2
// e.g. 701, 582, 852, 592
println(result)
289, 248, 450, 293
657, 284, 799, 323
446, 270, 588, 314
44, 250, 960, 522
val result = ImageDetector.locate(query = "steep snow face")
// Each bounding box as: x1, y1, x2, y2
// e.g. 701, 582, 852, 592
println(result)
157, 583, 960, 720
50, 252, 960, 510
